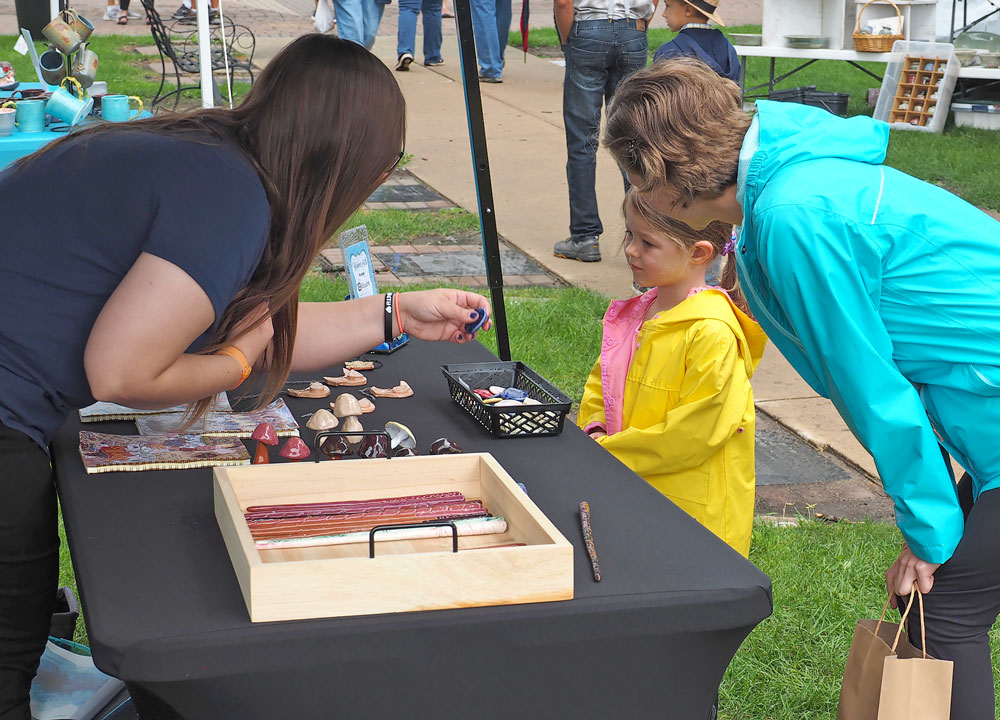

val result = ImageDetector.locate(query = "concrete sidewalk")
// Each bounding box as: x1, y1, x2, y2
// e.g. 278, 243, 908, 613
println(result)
256, 31, 882, 481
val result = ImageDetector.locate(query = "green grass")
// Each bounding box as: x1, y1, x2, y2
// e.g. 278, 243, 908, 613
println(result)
723, 519, 1000, 719
338, 208, 483, 245
0, 34, 250, 106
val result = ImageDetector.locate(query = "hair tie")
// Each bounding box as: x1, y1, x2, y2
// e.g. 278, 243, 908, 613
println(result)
721, 229, 737, 256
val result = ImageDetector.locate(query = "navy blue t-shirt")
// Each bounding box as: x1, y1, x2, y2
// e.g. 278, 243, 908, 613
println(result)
653, 28, 742, 84
0, 131, 269, 448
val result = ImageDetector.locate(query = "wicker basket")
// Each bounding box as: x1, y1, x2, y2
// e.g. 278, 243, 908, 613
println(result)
853, 0, 904, 52
441, 362, 572, 438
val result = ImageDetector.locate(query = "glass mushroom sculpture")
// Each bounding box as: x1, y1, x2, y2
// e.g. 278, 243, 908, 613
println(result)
332, 394, 364, 444
279, 436, 310, 461
251, 422, 279, 464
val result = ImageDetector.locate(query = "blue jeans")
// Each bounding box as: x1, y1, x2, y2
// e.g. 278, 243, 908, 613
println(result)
397, 0, 442, 62
470, 0, 512, 78
334, 0, 385, 49
563, 19, 647, 240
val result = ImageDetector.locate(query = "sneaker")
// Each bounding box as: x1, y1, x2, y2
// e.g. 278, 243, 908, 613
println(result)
171, 4, 193, 18
553, 235, 601, 262
395, 52, 413, 71
478, 74, 502, 83
179, 9, 217, 23
424, 58, 444, 66
126, 8, 142, 18
102, 5, 119, 21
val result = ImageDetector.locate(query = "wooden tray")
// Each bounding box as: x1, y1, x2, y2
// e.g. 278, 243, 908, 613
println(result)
214, 453, 574, 622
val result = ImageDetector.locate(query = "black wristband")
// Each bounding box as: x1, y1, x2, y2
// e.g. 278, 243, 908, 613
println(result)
383, 292, 395, 345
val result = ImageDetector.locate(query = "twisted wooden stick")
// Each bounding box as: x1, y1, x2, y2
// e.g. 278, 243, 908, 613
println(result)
579, 501, 601, 582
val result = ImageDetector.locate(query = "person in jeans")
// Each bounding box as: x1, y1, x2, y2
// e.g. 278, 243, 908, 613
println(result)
551, 0, 656, 262
395, 0, 444, 70
334, 0, 386, 49
471, 0, 512, 82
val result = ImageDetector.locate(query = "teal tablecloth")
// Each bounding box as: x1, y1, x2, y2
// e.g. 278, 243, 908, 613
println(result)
1, 83, 151, 169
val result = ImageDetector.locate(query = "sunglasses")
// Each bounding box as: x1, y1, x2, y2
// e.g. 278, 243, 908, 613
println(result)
386, 148, 405, 176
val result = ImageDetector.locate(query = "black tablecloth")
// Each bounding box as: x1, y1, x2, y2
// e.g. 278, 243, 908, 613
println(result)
53, 339, 772, 720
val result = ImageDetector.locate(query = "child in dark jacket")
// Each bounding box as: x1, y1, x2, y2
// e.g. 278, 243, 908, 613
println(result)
653, 0, 741, 83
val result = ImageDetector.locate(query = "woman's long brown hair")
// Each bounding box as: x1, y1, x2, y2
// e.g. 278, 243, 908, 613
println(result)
16, 35, 406, 420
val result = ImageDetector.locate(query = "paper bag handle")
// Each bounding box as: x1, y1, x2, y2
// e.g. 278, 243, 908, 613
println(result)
886, 584, 928, 658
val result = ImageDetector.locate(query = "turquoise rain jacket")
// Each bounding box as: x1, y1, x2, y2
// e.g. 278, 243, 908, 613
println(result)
735, 100, 1000, 564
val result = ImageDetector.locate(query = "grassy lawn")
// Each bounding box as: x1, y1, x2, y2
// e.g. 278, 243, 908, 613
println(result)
509, 25, 1000, 212
340, 207, 482, 245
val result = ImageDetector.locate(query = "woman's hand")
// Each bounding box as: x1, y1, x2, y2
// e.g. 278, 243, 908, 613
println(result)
397, 289, 492, 343
225, 301, 274, 368
589, 430, 607, 440
885, 544, 941, 608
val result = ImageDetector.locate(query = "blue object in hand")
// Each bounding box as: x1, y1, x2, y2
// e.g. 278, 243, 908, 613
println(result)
465, 308, 488, 335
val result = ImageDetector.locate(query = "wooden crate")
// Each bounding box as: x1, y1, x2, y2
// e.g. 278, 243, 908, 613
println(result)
214, 454, 575, 622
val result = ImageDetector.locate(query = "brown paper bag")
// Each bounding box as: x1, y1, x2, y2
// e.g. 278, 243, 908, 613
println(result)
837, 588, 953, 720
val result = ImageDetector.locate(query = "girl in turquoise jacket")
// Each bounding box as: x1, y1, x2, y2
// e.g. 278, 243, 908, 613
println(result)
603, 57, 1000, 718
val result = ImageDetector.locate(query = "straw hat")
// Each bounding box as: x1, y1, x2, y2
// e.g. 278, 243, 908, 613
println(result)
683, 0, 726, 26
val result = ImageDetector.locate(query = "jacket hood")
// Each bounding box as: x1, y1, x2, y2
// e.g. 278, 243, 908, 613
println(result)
606, 288, 767, 378
743, 100, 889, 213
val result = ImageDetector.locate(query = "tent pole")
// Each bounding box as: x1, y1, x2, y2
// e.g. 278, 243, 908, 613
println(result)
452, 0, 512, 361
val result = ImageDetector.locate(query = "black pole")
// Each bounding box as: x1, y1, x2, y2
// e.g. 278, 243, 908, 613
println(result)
452, 0, 512, 361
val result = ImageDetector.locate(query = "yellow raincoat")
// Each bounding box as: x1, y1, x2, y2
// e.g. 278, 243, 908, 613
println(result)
578, 288, 767, 556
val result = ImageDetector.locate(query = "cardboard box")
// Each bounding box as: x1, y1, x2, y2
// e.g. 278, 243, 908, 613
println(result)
214, 454, 574, 622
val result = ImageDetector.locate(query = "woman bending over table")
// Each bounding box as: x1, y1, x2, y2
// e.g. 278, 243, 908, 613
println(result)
602, 57, 1000, 719
0, 34, 490, 720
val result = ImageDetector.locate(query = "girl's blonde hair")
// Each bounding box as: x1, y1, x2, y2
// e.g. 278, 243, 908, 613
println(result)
625, 189, 750, 316
604, 57, 750, 207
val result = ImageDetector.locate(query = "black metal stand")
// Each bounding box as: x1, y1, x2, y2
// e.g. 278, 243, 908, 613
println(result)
740, 55, 883, 98
453, 0, 512, 361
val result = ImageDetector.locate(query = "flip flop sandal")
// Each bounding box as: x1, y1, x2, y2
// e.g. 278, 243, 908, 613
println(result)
117, 13, 128, 23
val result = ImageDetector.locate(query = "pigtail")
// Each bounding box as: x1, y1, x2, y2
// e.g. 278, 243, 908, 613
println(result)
719, 253, 751, 318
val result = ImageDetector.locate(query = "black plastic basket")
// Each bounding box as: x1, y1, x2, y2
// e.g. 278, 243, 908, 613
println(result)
767, 85, 815, 104
441, 362, 572, 438
768, 86, 849, 116
804, 89, 850, 116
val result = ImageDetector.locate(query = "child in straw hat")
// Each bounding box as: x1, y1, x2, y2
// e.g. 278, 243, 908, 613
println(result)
653, 0, 741, 82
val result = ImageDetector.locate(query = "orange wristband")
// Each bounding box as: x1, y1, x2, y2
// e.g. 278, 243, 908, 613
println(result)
217, 345, 252, 389
395, 293, 404, 335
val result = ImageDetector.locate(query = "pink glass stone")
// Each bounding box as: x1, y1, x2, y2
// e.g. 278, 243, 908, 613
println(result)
279, 436, 310, 461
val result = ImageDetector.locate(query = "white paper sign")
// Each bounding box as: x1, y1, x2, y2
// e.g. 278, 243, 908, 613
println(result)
13, 34, 28, 56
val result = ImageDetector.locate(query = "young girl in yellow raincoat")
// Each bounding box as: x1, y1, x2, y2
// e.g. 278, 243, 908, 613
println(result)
578, 189, 766, 556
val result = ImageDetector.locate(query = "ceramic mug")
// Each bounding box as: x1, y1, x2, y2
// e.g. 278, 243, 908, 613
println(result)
46, 77, 93, 127
0, 107, 15, 137
7, 88, 48, 100
71, 13, 95, 43
101, 94, 143, 122
43, 10, 83, 54
39, 50, 68, 87
72, 44, 99, 89
88, 80, 108, 96
3, 99, 46, 133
